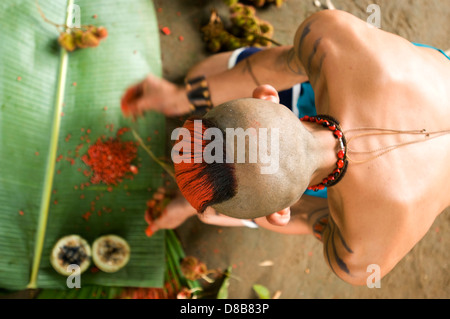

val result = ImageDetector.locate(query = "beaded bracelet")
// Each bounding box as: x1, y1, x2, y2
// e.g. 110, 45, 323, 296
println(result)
185, 75, 213, 115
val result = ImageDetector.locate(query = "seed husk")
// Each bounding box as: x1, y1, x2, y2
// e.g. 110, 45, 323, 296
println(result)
92, 235, 130, 273
50, 235, 91, 276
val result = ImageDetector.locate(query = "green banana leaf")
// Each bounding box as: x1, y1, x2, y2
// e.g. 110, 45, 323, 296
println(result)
0, 0, 167, 290
36, 230, 202, 299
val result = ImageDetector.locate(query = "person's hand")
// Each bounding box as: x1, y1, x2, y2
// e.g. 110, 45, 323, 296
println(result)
145, 194, 197, 237
121, 74, 191, 118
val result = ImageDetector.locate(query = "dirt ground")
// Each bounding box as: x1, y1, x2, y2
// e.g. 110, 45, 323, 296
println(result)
3, 0, 448, 300
156, 0, 450, 299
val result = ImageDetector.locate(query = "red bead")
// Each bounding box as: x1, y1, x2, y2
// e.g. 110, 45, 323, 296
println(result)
328, 125, 336, 131
323, 178, 329, 184
317, 184, 325, 190
301, 115, 309, 121
337, 160, 344, 168
333, 169, 341, 174
334, 130, 343, 138
338, 150, 345, 159
328, 176, 335, 182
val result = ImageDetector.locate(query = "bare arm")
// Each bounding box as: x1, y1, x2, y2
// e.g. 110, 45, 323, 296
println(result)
206, 45, 308, 106
121, 44, 309, 117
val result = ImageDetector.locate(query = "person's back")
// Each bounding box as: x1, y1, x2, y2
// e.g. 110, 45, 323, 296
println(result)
121, 9, 449, 286
299, 10, 450, 283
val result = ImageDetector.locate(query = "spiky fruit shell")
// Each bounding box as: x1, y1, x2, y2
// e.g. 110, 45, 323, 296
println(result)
253, 0, 266, 7
58, 32, 76, 52
275, 0, 284, 7
50, 235, 91, 276
92, 235, 130, 273
81, 31, 100, 47
73, 29, 87, 49
95, 26, 108, 39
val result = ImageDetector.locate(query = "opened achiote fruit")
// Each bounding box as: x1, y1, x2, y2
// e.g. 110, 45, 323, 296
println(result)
50, 235, 92, 276
92, 235, 131, 273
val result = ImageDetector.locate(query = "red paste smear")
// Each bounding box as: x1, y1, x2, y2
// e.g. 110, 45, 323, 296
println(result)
81, 128, 138, 186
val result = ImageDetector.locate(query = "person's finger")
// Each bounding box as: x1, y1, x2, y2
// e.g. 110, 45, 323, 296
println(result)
121, 83, 143, 117
252, 84, 280, 104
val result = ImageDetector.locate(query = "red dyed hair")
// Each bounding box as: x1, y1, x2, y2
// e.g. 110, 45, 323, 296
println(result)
173, 118, 236, 213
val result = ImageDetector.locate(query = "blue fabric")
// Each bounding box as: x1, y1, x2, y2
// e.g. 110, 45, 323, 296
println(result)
297, 82, 317, 118
412, 42, 450, 61
235, 47, 328, 198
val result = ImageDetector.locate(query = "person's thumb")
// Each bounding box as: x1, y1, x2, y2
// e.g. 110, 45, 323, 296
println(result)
145, 221, 159, 237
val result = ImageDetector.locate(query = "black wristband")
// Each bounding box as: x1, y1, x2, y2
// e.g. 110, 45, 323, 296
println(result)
185, 75, 213, 115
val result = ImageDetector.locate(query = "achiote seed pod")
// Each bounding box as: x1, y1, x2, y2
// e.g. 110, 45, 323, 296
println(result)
50, 235, 91, 276
58, 32, 76, 52
223, 0, 239, 6
180, 256, 208, 281
253, 0, 266, 7
57, 25, 108, 52
92, 235, 131, 273
73, 29, 88, 49
96, 26, 108, 39
82, 30, 100, 47
202, 4, 276, 53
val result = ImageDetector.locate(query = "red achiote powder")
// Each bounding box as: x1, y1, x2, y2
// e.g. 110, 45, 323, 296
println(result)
81, 128, 138, 186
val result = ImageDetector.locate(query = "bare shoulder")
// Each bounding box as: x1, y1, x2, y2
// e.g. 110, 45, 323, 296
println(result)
293, 11, 368, 73
292, 10, 408, 84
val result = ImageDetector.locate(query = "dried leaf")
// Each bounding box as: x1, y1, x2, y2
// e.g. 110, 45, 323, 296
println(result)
272, 290, 282, 299
258, 260, 274, 267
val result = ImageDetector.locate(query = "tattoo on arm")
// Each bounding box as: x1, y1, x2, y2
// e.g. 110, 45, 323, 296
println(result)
307, 37, 322, 74
297, 19, 328, 85
312, 215, 354, 276
327, 221, 350, 274
298, 20, 314, 52
242, 57, 261, 86
286, 48, 305, 75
